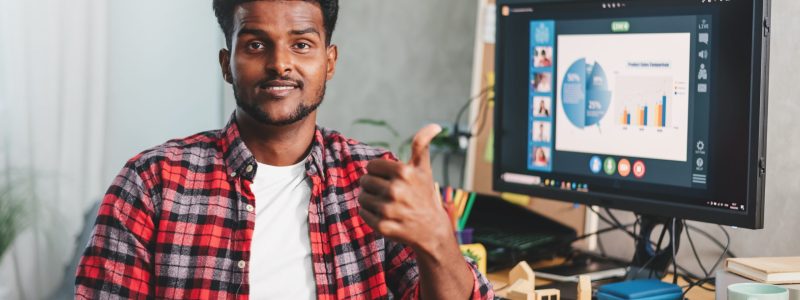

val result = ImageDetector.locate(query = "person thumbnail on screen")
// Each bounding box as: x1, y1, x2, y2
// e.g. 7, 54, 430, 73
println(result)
532, 146, 551, 167
533, 46, 553, 67
532, 72, 552, 93
533, 96, 551, 117
532, 121, 551, 142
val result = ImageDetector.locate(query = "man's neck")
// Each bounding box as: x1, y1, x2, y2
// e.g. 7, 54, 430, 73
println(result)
235, 108, 317, 166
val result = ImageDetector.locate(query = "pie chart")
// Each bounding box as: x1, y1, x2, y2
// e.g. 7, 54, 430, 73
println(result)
560, 58, 612, 128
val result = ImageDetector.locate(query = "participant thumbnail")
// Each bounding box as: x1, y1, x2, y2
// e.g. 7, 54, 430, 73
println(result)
532, 146, 551, 167
533, 46, 553, 67
532, 121, 551, 142
533, 96, 551, 117
532, 72, 552, 93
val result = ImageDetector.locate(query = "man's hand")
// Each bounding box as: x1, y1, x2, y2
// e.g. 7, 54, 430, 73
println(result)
358, 124, 454, 253
358, 124, 476, 299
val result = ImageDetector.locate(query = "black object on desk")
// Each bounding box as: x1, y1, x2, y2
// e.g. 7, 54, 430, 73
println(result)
463, 194, 577, 271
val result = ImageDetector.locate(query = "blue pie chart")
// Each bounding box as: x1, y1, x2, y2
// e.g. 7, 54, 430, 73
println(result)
561, 58, 612, 128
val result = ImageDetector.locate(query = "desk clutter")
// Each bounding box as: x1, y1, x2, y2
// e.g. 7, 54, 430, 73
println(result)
435, 185, 489, 274
434, 188, 578, 273
495, 262, 572, 300
435, 184, 478, 238
717, 257, 800, 300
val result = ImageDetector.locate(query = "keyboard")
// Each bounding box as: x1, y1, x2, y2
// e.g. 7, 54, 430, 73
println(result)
473, 227, 557, 251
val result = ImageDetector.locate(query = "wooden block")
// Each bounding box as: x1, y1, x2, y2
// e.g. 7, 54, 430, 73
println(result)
509, 261, 536, 291
500, 279, 535, 300
534, 288, 560, 300
577, 275, 591, 300
507, 290, 535, 300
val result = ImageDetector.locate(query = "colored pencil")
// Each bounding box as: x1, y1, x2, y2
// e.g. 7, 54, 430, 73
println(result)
458, 192, 477, 230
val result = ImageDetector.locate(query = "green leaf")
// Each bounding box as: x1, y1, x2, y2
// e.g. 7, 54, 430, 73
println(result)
351, 118, 400, 137
364, 141, 392, 149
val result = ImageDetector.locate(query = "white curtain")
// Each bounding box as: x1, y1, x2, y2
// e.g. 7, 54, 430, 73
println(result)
0, 0, 108, 298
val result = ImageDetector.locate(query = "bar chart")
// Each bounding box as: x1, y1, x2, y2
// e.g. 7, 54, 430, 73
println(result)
613, 75, 685, 131
620, 95, 669, 127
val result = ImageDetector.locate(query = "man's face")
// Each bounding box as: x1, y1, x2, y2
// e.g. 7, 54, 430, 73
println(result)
220, 1, 337, 126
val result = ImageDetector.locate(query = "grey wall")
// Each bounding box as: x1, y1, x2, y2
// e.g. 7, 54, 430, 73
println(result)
316, 0, 479, 185
598, 0, 800, 275
103, 1, 225, 183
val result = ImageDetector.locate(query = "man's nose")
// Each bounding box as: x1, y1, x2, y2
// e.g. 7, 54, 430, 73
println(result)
265, 45, 293, 76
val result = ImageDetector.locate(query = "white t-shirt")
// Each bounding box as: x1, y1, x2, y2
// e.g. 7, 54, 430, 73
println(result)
249, 160, 316, 299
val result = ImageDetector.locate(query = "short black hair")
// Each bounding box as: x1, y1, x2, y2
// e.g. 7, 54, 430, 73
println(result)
213, 0, 339, 49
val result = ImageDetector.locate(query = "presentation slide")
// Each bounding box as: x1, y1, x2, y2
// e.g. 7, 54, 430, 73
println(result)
554, 33, 691, 162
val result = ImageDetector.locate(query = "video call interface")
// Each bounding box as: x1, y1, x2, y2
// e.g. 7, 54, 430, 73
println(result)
501, 13, 738, 210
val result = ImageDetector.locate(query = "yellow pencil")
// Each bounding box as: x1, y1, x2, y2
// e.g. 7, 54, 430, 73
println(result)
453, 189, 464, 215
456, 190, 469, 219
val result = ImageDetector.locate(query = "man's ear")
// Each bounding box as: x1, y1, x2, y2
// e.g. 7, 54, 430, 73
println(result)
219, 48, 233, 84
325, 44, 338, 80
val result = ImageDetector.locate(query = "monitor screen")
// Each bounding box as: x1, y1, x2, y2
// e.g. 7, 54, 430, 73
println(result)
493, 0, 770, 228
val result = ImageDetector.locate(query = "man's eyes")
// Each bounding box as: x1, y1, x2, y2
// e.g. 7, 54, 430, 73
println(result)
242, 41, 312, 52
247, 41, 264, 50
294, 42, 311, 50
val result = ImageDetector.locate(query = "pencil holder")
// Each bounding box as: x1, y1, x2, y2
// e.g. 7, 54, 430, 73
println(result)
456, 227, 474, 245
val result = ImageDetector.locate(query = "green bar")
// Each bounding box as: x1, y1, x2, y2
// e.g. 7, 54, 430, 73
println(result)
612, 21, 630, 33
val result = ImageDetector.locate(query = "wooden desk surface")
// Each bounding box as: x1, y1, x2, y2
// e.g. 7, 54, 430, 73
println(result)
487, 259, 715, 300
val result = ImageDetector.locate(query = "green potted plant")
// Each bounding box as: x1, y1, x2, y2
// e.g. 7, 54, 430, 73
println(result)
0, 177, 30, 298
351, 118, 460, 161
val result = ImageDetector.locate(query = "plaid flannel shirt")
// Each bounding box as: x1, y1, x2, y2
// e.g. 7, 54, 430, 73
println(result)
75, 114, 493, 299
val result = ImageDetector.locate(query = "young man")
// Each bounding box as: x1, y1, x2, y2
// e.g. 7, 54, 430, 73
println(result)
75, 0, 493, 299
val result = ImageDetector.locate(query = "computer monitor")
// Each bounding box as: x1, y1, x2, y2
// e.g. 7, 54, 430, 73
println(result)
493, 0, 771, 229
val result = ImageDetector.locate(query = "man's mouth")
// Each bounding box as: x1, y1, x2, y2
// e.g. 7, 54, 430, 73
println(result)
258, 80, 301, 97
265, 86, 296, 91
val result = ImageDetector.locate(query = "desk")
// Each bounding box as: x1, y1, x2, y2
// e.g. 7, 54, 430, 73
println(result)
487, 259, 715, 300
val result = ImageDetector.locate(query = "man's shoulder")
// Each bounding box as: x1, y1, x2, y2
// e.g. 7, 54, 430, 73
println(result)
126, 129, 222, 171
318, 127, 397, 163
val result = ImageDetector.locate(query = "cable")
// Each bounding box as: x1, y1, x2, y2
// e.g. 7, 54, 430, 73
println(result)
707, 225, 731, 274
678, 222, 732, 297
631, 223, 669, 279
443, 152, 450, 187
562, 222, 636, 245
471, 88, 492, 137
684, 223, 736, 258
596, 230, 608, 257
590, 206, 639, 240
453, 86, 491, 187
453, 86, 492, 137
681, 276, 716, 298
672, 218, 678, 285
684, 220, 710, 277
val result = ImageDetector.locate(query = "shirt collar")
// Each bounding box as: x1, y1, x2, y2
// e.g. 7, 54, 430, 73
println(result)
219, 112, 327, 181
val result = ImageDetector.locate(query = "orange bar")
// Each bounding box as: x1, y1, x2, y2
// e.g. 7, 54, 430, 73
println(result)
622, 108, 627, 125
657, 104, 663, 127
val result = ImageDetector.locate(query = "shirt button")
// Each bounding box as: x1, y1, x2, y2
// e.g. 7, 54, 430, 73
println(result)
238, 260, 246, 269
246, 204, 254, 212
230, 171, 237, 177
246, 164, 254, 173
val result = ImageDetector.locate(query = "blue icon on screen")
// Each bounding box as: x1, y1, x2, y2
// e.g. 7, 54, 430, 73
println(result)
590, 156, 602, 174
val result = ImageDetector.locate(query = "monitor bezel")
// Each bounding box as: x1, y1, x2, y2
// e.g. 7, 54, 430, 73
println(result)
492, 0, 770, 229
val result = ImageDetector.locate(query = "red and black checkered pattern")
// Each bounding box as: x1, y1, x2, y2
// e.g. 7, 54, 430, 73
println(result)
75, 114, 493, 299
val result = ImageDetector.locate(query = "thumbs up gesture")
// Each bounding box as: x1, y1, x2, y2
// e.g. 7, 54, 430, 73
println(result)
358, 124, 455, 251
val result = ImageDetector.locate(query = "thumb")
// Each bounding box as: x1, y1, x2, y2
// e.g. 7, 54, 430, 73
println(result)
409, 124, 442, 171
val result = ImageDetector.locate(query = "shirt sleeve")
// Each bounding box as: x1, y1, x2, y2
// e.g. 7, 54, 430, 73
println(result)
75, 160, 157, 299
383, 238, 495, 299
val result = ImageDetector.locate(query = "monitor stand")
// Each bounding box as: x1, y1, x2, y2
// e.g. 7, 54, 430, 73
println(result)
626, 215, 683, 280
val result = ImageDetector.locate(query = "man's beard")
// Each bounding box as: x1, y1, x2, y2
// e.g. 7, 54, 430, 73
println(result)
234, 83, 325, 126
